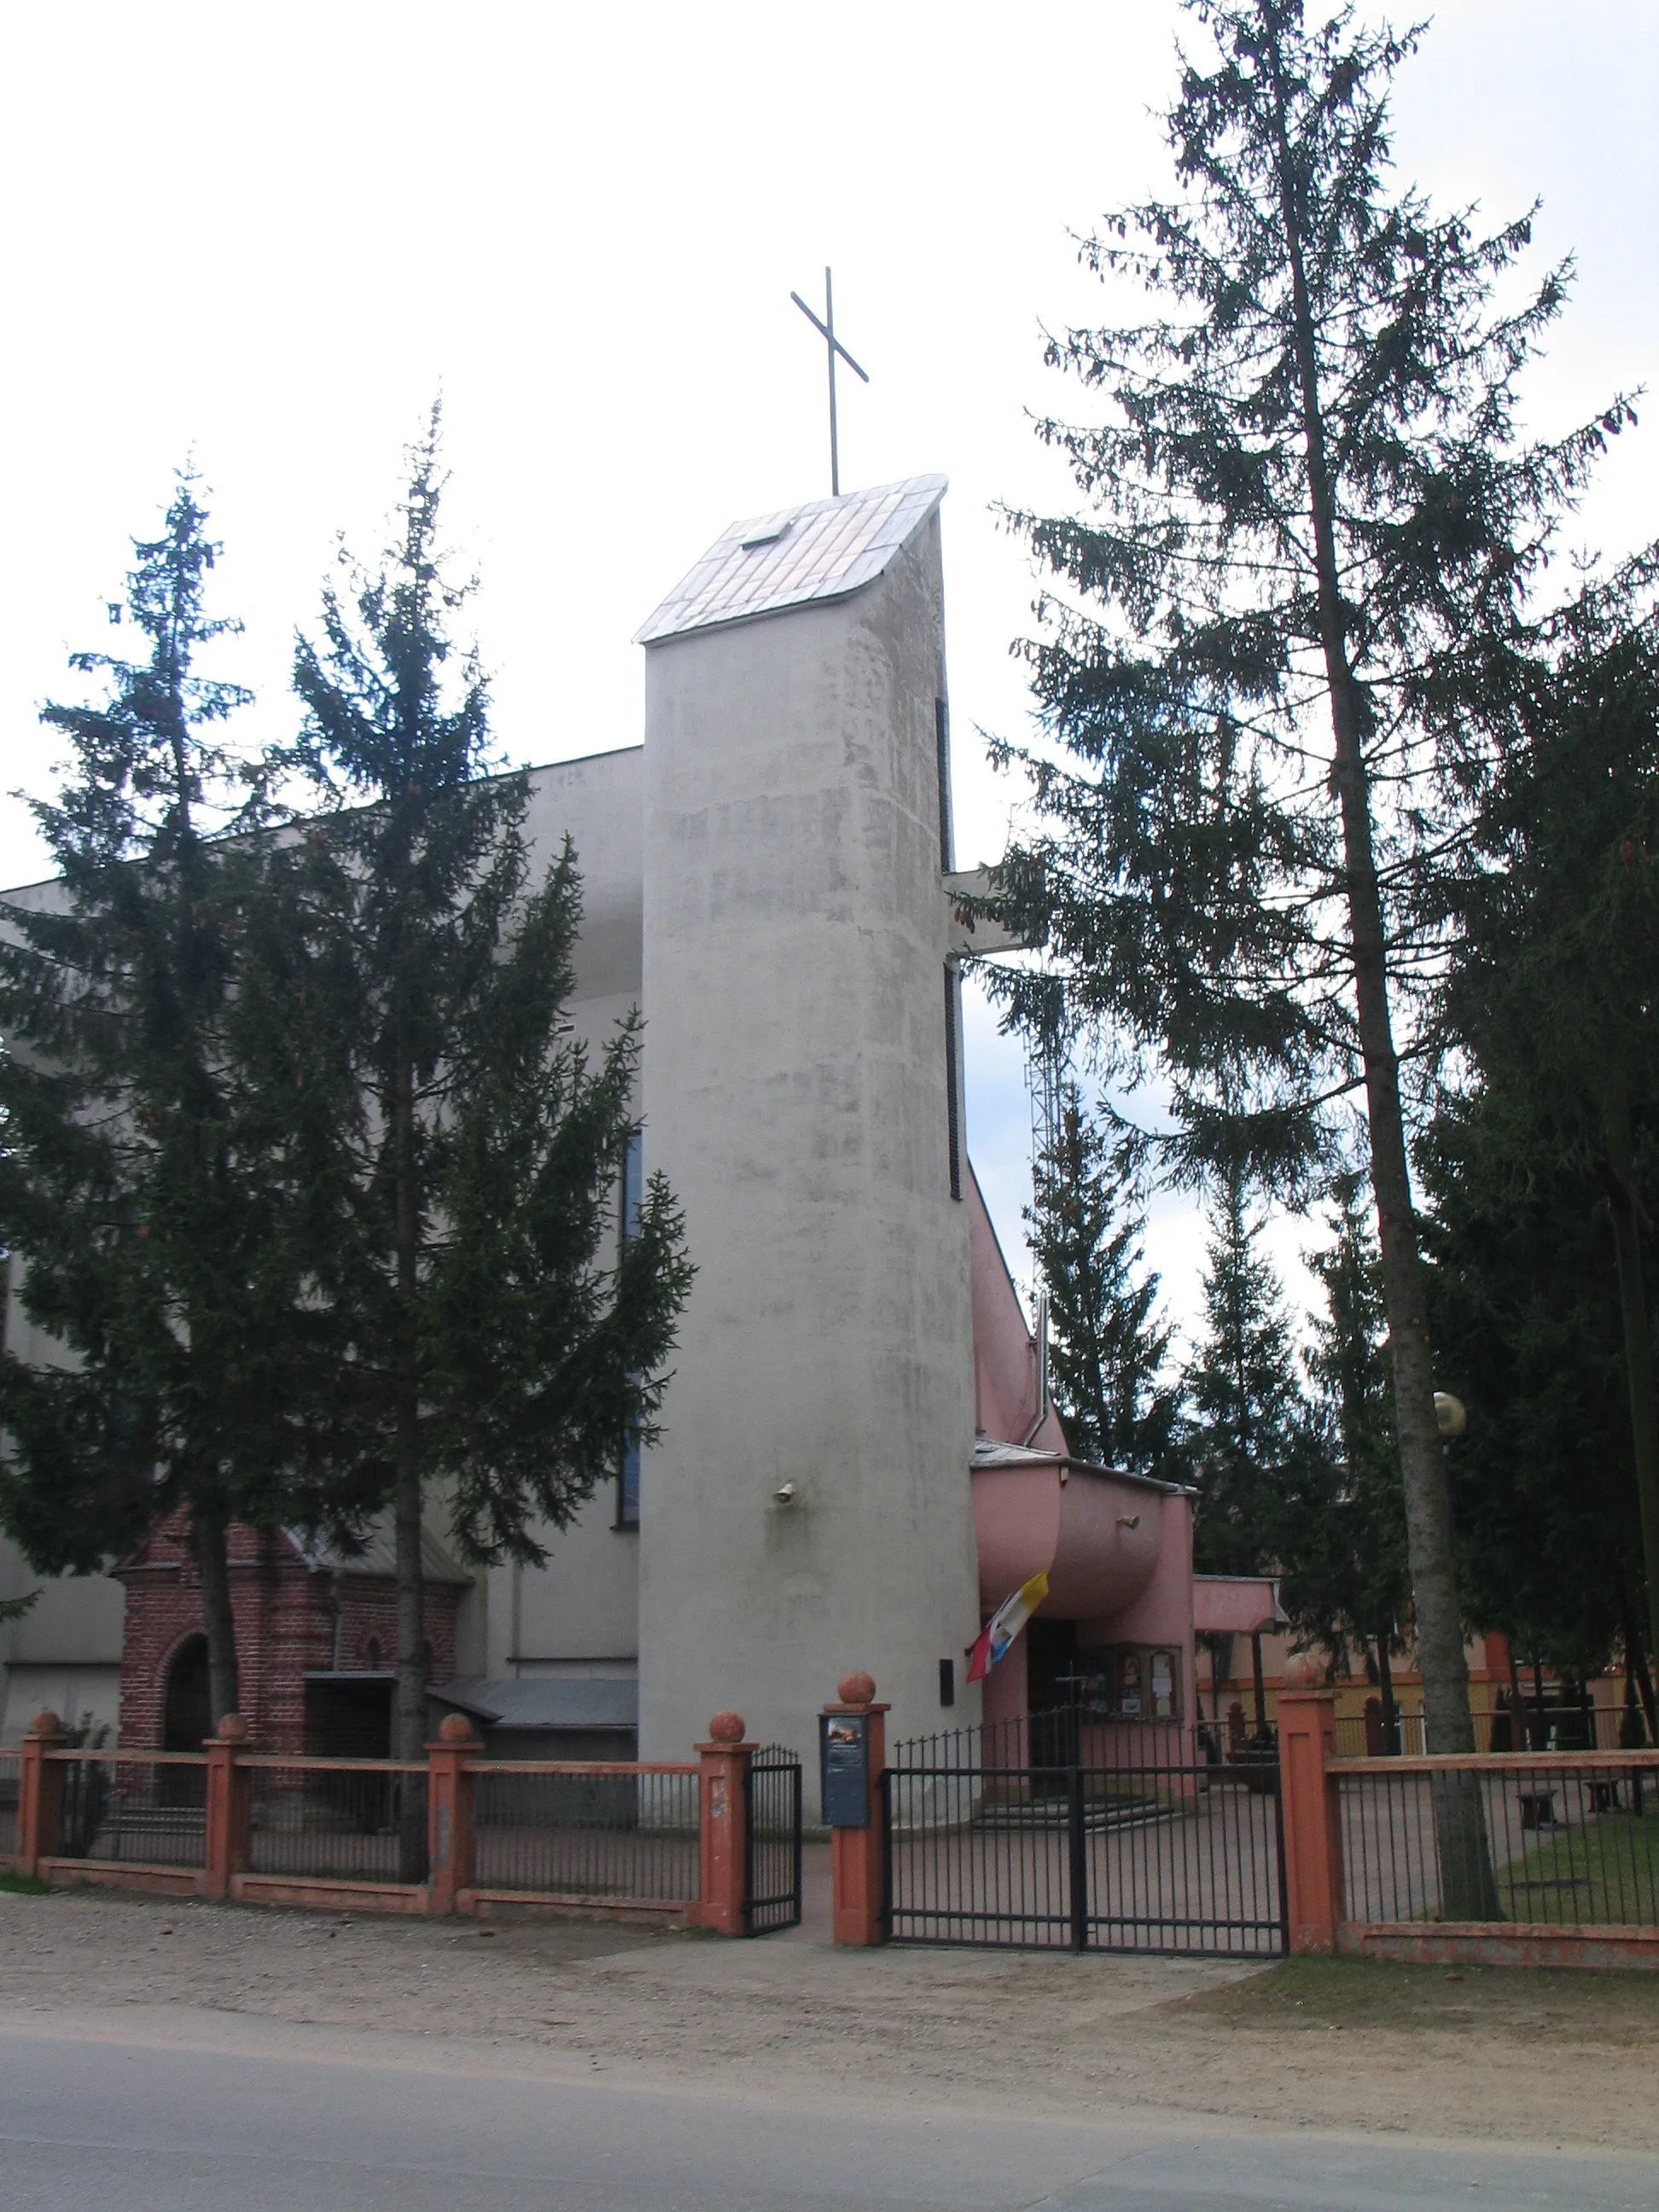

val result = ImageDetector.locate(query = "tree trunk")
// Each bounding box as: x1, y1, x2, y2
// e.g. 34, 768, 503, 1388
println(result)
393, 1445, 428, 1883
1250, 1632, 1268, 1738
191, 1506, 240, 1731
1618, 1583, 1657, 1739
1506, 1642, 1530, 1751
391, 981, 428, 1883
1266, 44, 1495, 1915
1603, 1097, 1659, 1681
1376, 1632, 1398, 1756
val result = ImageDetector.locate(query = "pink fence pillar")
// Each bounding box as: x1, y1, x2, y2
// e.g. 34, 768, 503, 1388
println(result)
691, 1713, 754, 1936
427, 1714, 479, 1916
825, 1672, 888, 1947
202, 1714, 252, 1901
16, 1710, 66, 1878
1277, 1669, 1343, 1954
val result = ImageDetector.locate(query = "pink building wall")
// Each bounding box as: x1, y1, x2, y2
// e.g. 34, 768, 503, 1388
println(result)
968, 1160, 1200, 1753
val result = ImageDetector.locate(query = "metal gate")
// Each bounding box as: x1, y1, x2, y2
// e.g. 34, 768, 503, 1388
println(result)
882, 1710, 1287, 1957
743, 1744, 803, 1933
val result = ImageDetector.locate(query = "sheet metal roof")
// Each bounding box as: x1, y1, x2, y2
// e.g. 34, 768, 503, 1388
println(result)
971, 1434, 1191, 1496
288, 1517, 473, 1586
636, 474, 946, 645
429, 1677, 639, 1732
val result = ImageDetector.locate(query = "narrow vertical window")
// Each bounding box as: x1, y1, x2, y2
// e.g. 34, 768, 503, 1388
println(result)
620, 1126, 643, 1249
616, 1128, 644, 1528
944, 964, 963, 1202
617, 1437, 641, 1530
934, 697, 954, 872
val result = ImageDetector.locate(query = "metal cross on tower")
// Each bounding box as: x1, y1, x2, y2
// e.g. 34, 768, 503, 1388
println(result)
790, 266, 870, 498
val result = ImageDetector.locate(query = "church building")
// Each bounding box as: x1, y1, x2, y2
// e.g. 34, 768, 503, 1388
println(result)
2, 475, 1268, 1811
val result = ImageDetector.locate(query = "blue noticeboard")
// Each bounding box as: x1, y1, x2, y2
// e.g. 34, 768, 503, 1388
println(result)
820, 1713, 870, 1828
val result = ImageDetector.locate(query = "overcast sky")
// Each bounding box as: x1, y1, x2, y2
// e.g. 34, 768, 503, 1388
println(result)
3, 1, 1654, 1346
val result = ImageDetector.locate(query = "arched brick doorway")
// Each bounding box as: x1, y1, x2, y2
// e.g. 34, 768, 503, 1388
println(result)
162, 1634, 211, 1752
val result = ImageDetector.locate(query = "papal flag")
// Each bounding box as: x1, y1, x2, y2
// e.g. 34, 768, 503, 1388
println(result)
966, 1571, 1050, 1684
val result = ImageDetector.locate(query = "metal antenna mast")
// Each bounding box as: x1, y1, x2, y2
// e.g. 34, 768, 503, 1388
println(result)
790, 266, 869, 497
1026, 972, 1074, 1178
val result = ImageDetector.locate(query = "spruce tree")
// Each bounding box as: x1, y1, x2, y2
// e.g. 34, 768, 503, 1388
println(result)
0, 480, 369, 1722
1442, 600, 1659, 1674
1027, 1090, 1182, 1476
1183, 1166, 1305, 1578
277, 412, 693, 1849
1272, 1172, 1410, 1727
981, 2, 1638, 1901
1420, 1083, 1649, 1711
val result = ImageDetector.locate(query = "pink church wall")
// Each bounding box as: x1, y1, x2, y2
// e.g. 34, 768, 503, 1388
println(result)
969, 1165, 1067, 1454
1076, 1488, 1197, 1760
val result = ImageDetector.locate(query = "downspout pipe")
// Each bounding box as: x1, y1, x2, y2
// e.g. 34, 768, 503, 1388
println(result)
1022, 1292, 1051, 1448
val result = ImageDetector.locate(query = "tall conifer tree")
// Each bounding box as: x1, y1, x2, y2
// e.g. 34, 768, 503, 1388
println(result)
277, 413, 693, 1848
1184, 1167, 1305, 1577
1442, 601, 1659, 1674
0, 480, 366, 1722
1027, 1091, 1181, 1476
1272, 1173, 1409, 1719
1421, 1084, 1650, 1712
982, 2, 1636, 1897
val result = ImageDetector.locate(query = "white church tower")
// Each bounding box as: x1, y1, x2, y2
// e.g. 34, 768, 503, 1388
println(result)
635, 476, 981, 1792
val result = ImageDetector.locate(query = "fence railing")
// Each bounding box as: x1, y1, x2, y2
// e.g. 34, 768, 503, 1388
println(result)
0, 1751, 18, 1860
744, 1745, 804, 1934
5, 1709, 795, 1936
244, 1758, 430, 1886
1336, 1752, 1659, 1930
1332, 1705, 1648, 1760
46, 1751, 209, 1870
471, 1762, 700, 1904
1275, 1687, 1659, 1965
882, 1710, 1287, 1958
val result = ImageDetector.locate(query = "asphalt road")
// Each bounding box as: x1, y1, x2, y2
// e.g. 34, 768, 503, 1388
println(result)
0, 2014, 1652, 2212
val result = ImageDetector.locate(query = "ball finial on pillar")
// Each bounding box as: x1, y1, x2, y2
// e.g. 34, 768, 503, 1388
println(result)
215, 1713, 248, 1743
26, 1709, 63, 1738
707, 1710, 746, 1743
1282, 1653, 1324, 1691
438, 1712, 477, 1744
836, 1671, 876, 1708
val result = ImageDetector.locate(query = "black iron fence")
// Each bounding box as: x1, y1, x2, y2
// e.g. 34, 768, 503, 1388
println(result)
0, 1752, 18, 1860
46, 1752, 207, 1867
744, 1744, 802, 1933
1333, 1704, 1650, 1760
883, 1711, 1287, 1957
1338, 1753, 1659, 1927
244, 1759, 429, 1884
471, 1762, 700, 1904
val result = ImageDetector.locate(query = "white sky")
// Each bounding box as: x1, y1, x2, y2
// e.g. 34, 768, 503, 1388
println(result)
2, 0, 1654, 1351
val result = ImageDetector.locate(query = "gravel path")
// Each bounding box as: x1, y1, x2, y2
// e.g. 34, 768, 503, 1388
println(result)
3, 1883, 1654, 2155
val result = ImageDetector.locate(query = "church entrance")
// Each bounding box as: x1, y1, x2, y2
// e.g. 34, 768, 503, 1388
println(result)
161, 1635, 211, 1807
163, 1635, 211, 1751
882, 1710, 1288, 1957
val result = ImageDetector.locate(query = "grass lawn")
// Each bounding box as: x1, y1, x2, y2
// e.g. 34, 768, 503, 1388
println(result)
1500, 1811, 1659, 1926
1190, 1953, 1659, 2041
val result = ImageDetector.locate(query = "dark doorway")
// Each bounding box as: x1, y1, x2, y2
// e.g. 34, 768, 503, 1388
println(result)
161, 1634, 211, 1808
163, 1635, 211, 1751
304, 1675, 393, 1759
1026, 1616, 1079, 1786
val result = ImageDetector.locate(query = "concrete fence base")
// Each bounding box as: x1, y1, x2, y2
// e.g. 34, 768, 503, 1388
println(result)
1337, 1922, 1659, 1971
